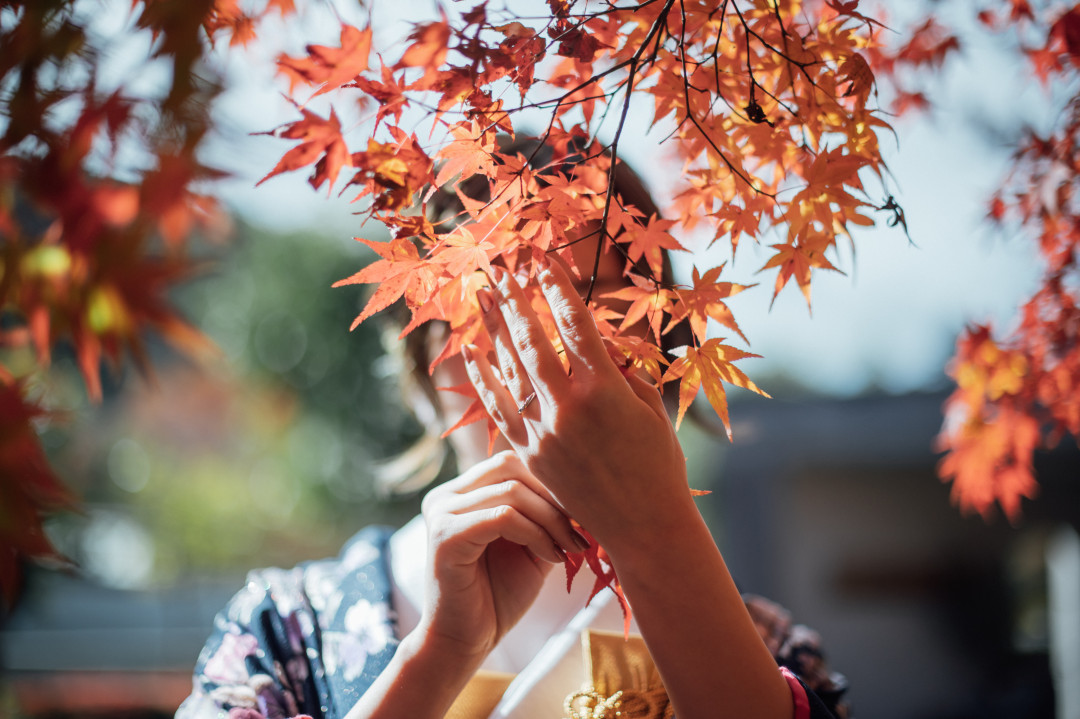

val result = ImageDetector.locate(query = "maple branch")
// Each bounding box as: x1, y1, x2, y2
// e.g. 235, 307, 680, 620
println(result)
507, 1, 664, 22
585, 0, 677, 305
676, 0, 773, 198
730, 1, 813, 71
710, 0, 731, 100
770, 0, 790, 39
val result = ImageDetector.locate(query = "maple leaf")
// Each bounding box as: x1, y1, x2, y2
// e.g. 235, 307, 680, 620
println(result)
203, 0, 258, 48
266, 0, 295, 16
437, 383, 500, 456
895, 18, 960, 69
600, 274, 677, 344
837, 53, 874, 103
348, 132, 434, 212
141, 152, 227, 247
711, 202, 764, 254
937, 406, 1040, 522
562, 524, 632, 636
437, 226, 497, 278
352, 61, 410, 129
668, 265, 753, 344
435, 122, 496, 187
620, 215, 687, 282
256, 104, 351, 193
556, 27, 607, 64
663, 339, 769, 438
334, 237, 424, 329
397, 16, 451, 73
1050, 6, 1080, 68
0, 379, 75, 608
604, 333, 670, 385
760, 241, 840, 308
277, 23, 372, 99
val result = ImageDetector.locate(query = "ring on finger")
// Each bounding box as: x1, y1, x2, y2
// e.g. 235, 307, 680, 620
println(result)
517, 391, 537, 414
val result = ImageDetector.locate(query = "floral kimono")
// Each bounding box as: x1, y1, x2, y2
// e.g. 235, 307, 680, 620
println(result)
176, 526, 849, 719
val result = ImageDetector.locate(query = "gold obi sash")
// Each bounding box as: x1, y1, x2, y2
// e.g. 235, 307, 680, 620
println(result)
445, 670, 516, 719
445, 630, 672, 719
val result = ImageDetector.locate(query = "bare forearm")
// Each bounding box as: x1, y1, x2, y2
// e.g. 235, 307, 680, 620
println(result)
344, 630, 481, 719
609, 508, 793, 719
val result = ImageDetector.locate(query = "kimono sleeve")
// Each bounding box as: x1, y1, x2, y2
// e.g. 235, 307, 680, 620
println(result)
175, 526, 398, 719
175, 568, 320, 719
745, 594, 852, 719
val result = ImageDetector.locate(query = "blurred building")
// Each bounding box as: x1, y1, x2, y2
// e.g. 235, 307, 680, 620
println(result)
717, 391, 1079, 719
1, 572, 239, 717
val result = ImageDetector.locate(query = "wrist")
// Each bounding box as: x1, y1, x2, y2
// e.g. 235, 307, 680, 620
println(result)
405, 616, 492, 676
599, 492, 706, 570
345, 629, 480, 719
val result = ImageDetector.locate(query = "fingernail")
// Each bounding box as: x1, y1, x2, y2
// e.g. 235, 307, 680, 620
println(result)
461, 344, 475, 362
553, 543, 568, 563
571, 530, 591, 552
538, 259, 553, 284
493, 264, 512, 289
477, 289, 494, 313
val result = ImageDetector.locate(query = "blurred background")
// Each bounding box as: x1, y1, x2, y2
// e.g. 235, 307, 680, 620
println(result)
2, 2, 1079, 719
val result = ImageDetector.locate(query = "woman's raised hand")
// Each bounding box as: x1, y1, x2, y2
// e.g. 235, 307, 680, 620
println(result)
460, 261, 795, 719
463, 258, 696, 564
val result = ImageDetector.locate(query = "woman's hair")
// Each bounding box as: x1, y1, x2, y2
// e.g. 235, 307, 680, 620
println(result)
375, 134, 689, 493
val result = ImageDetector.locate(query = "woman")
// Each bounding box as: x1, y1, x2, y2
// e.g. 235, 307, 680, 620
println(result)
177, 146, 848, 719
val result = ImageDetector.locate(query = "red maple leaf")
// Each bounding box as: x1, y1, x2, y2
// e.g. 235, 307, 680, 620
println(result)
334, 237, 425, 329
256, 104, 352, 193
277, 23, 372, 99
352, 60, 410, 129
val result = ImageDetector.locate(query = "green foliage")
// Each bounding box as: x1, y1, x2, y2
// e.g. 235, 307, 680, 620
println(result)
45, 222, 427, 584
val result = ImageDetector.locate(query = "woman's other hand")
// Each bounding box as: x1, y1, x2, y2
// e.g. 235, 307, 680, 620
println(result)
463, 259, 695, 564
414, 450, 582, 663
349, 450, 582, 719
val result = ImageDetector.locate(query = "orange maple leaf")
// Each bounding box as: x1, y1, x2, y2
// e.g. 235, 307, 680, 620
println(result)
435, 122, 497, 187
397, 16, 451, 72
620, 215, 687, 282
668, 265, 753, 344
600, 274, 677, 344
760, 241, 840, 308
334, 237, 424, 330
663, 338, 769, 438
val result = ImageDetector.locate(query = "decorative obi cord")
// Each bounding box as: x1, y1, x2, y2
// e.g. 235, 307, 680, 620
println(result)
563, 630, 672, 719
446, 629, 812, 719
